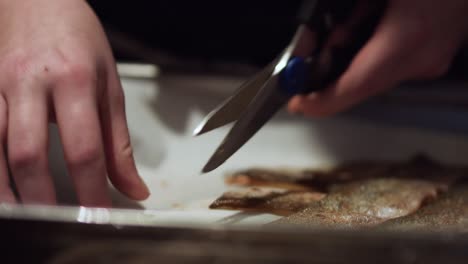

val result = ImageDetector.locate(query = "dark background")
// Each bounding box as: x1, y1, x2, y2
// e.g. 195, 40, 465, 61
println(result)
88, 1, 302, 67
87, 1, 466, 78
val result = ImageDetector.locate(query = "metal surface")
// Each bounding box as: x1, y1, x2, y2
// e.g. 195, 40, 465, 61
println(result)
199, 26, 307, 172
4, 66, 468, 263
197, 0, 390, 173
202, 76, 290, 172
193, 62, 274, 136
2, 216, 468, 263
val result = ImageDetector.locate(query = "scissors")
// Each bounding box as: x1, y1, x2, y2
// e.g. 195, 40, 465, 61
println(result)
194, 0, 387, 173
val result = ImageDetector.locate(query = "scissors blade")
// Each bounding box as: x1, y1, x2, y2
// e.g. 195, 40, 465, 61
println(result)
194, 26, 308, 137
202, 75, 291, 173
193, 61, 276, 136
200, 26, 308, 173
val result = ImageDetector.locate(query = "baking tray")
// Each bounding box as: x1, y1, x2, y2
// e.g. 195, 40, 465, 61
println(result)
43, 72, 468, 224
2, 66, 468, 262
2, 216, 468, 264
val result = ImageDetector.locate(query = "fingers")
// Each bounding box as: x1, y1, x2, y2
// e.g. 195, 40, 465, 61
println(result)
7, 88, 55, 204
0, 96, 15, 203
288, 4, 406, 117
53, 66, 111, 207
288, 0, 464, 117
100, 64, 149, 201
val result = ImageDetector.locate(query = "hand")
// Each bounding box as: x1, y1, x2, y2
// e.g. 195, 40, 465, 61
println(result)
288, 0, 468, 116
0, 0, 149, 206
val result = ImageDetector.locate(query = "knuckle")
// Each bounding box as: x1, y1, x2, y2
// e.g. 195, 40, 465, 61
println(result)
67, 143, 102, 169
393, 23, 431, 55
413, 52, 453, 80
400, 17, 431, 40
2, 52, 35, 85
1, 50, 97, 91
423, 62, 450, 79
55, 62, 97, 88
9, 142, 44, 169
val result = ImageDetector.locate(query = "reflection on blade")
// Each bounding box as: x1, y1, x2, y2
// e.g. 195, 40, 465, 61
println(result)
193, 62, 276, 136
202, 76, 291, 173
199, 26, 307, 172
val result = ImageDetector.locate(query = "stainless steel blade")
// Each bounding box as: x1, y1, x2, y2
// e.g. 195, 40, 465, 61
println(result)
193, 63, 275, 136
193, 25, 307, 137
202, 76, 290, 173
200, 26, 308, 172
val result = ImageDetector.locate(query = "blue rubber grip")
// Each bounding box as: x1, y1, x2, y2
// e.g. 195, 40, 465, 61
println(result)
279, 57, 307, 95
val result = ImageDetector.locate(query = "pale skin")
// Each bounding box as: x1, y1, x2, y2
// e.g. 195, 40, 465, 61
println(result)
289, 0, 468, 116
0, 0, 466, 207
0, 0, 149, 206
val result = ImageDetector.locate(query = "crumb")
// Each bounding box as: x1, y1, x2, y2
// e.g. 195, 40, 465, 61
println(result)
160, 180, 168, 188
171, 203, 183, 209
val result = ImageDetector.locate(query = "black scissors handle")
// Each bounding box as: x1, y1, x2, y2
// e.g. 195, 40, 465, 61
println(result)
297, 0, 388, 94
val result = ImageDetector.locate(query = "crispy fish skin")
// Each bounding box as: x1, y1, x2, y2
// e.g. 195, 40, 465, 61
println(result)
270, 178, 445, 228
378, 184, 468, 231
214, 155, 467, 229
225, 174, 316, 191
209, 188, 326, 216
225, 162, 391, 191
225, 155, 463, 192
225, 170, 325, 191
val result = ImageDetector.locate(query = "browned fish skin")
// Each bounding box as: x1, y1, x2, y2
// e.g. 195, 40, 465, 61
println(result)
225, 154, 463, 192
209, 188, 325, 216
225, 162, 391, 189
271, 178, 445, 228
225, 174, 317, 191
378, 184, 468, 231
214, 155, 468, 229
225, 169, 326, 190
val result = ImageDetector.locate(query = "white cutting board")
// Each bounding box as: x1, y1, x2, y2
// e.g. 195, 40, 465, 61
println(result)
40, 73, 468, 227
